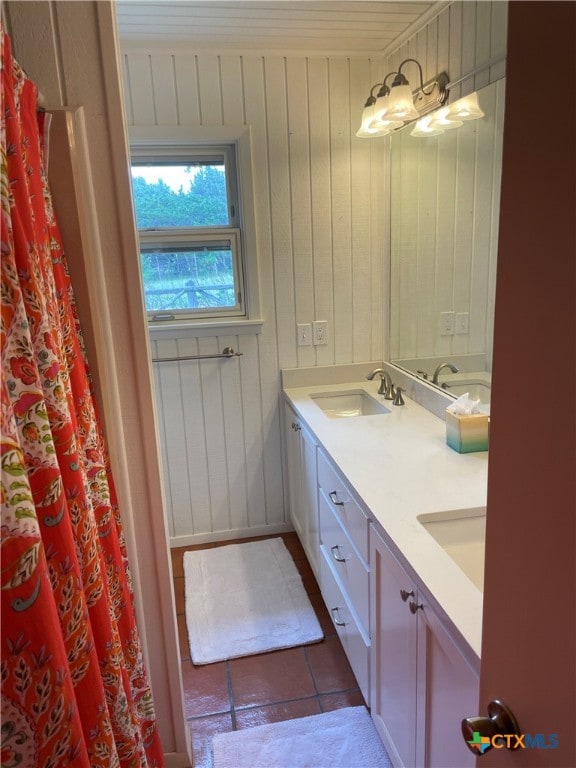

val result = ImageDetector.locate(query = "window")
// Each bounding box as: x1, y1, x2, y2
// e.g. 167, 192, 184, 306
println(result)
131, 145, 246, 324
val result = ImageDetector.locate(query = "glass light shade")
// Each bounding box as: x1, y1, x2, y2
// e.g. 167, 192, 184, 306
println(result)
373, 92, 390, 121
357, 123, 391, 137
449, 92, 484, 120
387, 83, 420, 121
357, 104, 378, 136
429, 106, 463, 130
356, 105, 390, 137
411, 115, 445, 137
373, 93, 404, 129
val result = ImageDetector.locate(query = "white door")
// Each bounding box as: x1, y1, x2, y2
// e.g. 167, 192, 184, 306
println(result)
476, 5, 576, 767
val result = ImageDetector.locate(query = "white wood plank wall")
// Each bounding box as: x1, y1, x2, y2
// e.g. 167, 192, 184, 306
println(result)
386, 1, 507, 366
123, 51, 387, 545
120, 0, 507, 546
389, 79, 505, 363
383, 1, 508, 98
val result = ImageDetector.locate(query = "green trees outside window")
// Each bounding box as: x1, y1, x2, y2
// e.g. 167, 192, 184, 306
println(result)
131, 160, 242, 316
132, 165, 229, 229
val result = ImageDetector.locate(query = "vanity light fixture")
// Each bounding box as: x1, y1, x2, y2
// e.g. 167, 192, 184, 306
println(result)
410, 91, 485, 137
356, 75, 404, 137
356, 58, 449, 138
356, 84, 393, 137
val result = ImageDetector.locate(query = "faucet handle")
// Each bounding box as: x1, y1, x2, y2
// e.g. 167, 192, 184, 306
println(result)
417, 370, 429, 380
384, 382, 396, 400
393, 387, 405, 406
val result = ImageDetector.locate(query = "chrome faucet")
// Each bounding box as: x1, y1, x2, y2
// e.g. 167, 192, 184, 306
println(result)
432, 362, 459, 385
366, 368, 395, 399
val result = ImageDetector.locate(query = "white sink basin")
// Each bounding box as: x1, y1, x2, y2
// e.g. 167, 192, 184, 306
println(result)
417, 507, 486, 591
310, 390, 390, 418
444, 380, 491, 404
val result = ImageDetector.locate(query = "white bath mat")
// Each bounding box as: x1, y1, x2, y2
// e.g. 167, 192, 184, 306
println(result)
184, 538, 323, 664
212, 706, 392, 768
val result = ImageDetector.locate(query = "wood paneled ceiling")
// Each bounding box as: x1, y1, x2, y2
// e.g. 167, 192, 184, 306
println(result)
115, 1, 445, 55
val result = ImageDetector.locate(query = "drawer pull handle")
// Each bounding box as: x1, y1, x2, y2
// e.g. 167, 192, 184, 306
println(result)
329, 491, 344, 506
409, 600, 423, 614
331, 607, 346, 626
331, 545, 347, 563
400, 588, 414, 602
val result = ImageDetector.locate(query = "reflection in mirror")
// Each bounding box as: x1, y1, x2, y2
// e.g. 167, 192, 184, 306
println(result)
389, 79, 506, 409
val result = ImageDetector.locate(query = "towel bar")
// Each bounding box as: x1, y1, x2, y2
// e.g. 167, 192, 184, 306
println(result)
152, 346, 243, 363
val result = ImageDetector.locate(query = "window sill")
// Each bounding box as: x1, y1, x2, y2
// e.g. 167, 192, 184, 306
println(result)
148, 318, 263, 340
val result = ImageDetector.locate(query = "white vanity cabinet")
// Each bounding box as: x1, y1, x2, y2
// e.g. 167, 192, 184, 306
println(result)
284, 402, 320, 577
317, 449, 370, 703
370, 525, 478, 768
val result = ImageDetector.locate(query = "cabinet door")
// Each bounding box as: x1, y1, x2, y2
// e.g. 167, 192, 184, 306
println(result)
284, 404, 304, 539
416, 601, 478, 768
370, 527, 418, 768
299, 423, 319, 577
370, 524, 479, 768
283, 402, 319, 577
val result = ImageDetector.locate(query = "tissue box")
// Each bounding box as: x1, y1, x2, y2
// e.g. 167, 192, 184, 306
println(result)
445, 411, 489, 453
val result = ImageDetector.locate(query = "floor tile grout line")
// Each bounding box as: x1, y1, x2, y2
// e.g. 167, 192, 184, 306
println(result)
233, 693, 320, 713
303, 645, 321, 698
225, 660, 237, 730
184, 685, 364, 723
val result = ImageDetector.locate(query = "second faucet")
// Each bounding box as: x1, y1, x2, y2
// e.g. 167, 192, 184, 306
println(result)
432, 362, 459, 385
366, 368, 395, 400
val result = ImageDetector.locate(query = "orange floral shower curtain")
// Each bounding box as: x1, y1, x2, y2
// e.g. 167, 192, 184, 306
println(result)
1, 31, 164, 768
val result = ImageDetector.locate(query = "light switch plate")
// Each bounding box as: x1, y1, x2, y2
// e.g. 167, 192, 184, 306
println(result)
297, 323, 312, 346
455, 312, 470, 334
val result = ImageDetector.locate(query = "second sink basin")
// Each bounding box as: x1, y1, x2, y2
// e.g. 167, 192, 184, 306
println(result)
417, 507, 486, 591
310, 390, 390, 418
444, 380, 491, 404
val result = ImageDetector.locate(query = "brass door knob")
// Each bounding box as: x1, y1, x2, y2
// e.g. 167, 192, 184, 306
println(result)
462, 700, 521, 755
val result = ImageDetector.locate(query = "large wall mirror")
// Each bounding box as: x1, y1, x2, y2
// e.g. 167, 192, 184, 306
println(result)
389, 79, 505, 408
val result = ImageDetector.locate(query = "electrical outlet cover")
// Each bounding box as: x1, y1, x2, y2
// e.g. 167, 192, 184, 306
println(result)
440, 311, 455, 336
313, 320, 328, 345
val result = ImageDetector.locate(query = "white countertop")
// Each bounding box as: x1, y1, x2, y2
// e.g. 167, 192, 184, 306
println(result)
283, 378, 488, 666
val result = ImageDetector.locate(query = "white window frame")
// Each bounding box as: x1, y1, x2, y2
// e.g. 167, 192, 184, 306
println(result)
140, 230, 244, 322
129, 126, 262, 339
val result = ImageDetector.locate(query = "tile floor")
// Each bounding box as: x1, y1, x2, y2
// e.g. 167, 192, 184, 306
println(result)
171, 532, 365, 768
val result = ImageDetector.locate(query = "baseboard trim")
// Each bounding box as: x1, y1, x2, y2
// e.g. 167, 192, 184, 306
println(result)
169, 522, 294, 549
163, 752, 191, 768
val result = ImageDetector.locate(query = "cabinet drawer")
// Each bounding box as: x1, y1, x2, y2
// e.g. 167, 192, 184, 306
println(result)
320, 545, 370, 703
319, 490, 370, 635
317, 450, 369, 563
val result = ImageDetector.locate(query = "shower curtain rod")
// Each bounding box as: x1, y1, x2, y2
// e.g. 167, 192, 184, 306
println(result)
152, 346, 243, 363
